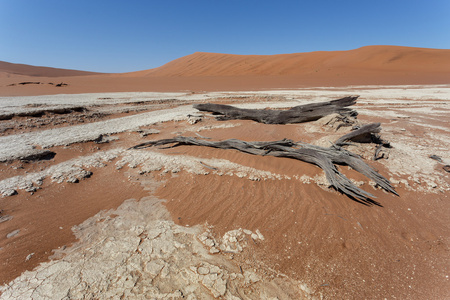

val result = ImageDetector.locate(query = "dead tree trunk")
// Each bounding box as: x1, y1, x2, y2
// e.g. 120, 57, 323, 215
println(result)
193, 96, 359, 124
335, 123, 382, 145
334, 122, 392, 160
129, 135, 397, 206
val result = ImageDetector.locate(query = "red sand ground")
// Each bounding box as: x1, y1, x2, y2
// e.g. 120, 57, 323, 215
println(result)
1, 115, 448, 298
156, 120, 449, 299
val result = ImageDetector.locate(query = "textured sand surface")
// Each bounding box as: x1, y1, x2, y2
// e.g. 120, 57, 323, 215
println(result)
0, 87, 449, 299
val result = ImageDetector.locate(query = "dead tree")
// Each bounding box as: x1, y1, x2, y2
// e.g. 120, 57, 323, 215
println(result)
129, 132, 397, 206
193, 96, 359, 124
335, 123, 382, 145
335, 123, 392, 160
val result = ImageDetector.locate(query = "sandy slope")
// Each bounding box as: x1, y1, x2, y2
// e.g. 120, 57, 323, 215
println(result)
136, 46, 450, 77
0, 87, 449, 299
0, 61, 101, 78
1, 46, 449, 96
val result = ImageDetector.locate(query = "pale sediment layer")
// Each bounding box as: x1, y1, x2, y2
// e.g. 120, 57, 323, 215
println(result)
0, 196, 310, 299
0, 106, 195, 162
0, 148, 288, 197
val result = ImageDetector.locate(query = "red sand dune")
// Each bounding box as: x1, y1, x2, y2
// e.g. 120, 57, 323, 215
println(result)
135, 45, 450, 77
0, 61, 101, 78
1, 45, 449, 96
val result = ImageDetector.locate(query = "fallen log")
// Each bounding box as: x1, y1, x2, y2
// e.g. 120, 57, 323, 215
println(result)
130, 135, 397, 206
335, 123, 382, 146
334, 122, 392, 161
193, 96, 359, 124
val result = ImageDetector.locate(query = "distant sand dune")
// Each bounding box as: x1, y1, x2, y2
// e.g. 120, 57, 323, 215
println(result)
135, 45, 450, 77
0, 61, 102, 77
1, 45, 449, 96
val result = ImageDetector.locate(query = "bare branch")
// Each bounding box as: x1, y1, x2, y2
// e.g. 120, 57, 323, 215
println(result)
129, 136, 396, 206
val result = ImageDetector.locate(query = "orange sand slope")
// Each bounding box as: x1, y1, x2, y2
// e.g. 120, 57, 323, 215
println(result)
137, 45, 450, 77
1, 45, 450, 96
0, 61, 101, 78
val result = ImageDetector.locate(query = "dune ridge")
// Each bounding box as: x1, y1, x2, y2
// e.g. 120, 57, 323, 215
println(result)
0, 61, 102, 78
134, 45, 450, 77
1, 45, 449, 96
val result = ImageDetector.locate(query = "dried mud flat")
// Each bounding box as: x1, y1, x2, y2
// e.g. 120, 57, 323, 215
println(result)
0, 86, 449, 299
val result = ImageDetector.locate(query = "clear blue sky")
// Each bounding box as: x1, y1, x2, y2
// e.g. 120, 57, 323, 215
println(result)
1, 0, 449, 73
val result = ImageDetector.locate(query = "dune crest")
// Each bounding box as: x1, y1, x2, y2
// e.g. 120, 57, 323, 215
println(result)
136, 45, 450, 77
1, 45, 449, 96
0, 61, 102, 77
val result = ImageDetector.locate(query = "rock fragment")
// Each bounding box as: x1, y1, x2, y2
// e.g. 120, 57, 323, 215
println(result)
1, 189, 17, 197
197, 266, 210, 275
187, 114, 203, 124
0, 214, 13, 223
136, 128, 160, 137
6, 229, 20, 238
429, 154, 443, 162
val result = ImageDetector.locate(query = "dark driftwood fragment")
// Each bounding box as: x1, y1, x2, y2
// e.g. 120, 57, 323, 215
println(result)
130, 136, 397, 206
0, 106, 87, 120
193, 96, 359, 124
374, 144, 384, 161
19, 150, 56, 162
18, 82, 41, 85
335, 123, 392, 160
429, 155, 443, 163
335, 123, 382, 146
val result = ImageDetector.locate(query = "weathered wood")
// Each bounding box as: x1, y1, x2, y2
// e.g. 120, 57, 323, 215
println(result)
334, 123, 392, 161
130, 136, 397, 206
293, 142, 396, 196
193, 96, 359, 124
429, 155, 443, 163
335, 123, 382, 146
